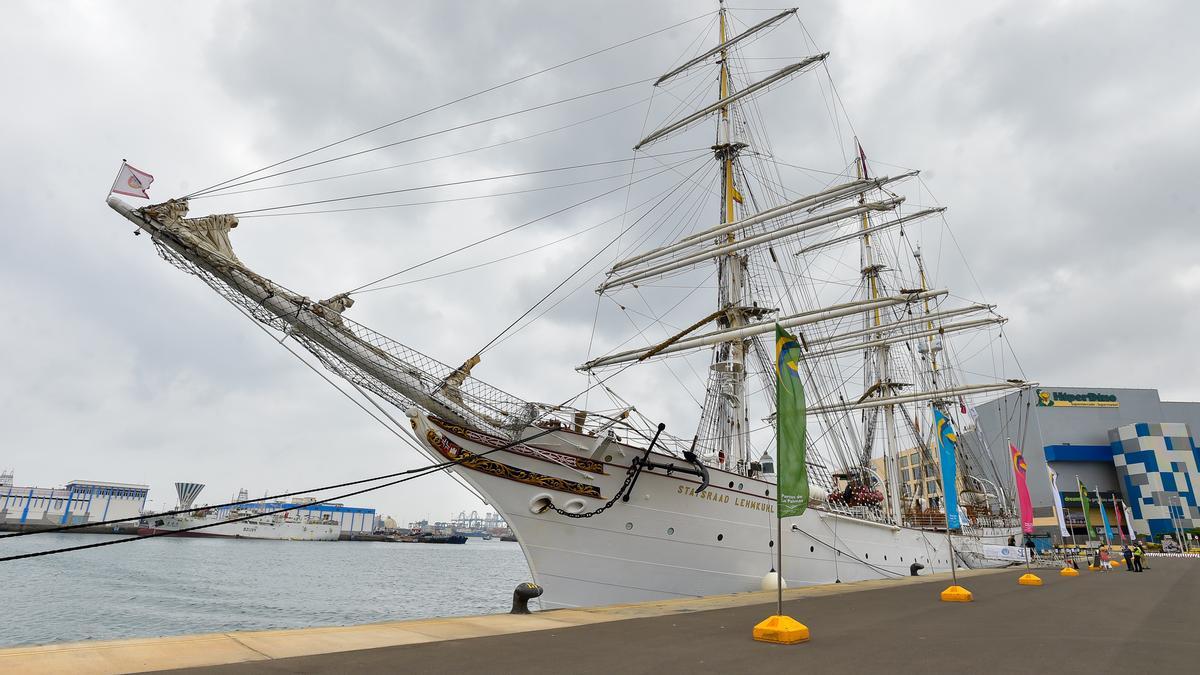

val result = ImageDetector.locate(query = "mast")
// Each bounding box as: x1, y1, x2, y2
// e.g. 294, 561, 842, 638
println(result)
714, 0, 750, 474
856, 142, 903, 523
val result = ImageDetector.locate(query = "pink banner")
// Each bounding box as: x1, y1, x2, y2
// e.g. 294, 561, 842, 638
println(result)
1011, 444, 1034, 534
1114, 496, 1127, 542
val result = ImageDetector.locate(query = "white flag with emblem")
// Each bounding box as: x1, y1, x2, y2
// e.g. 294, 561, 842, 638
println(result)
110, 162, 154, 199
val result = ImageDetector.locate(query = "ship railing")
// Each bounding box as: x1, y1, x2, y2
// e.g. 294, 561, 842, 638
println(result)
904, 512, 948, 529
962, 515, 1021, 531
821, 502, 892, 525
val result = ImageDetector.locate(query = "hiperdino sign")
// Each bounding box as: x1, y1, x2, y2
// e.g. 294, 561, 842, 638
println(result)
1036, 389, 1119, 408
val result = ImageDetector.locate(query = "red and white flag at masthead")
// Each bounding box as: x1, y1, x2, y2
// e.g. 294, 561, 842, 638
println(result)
110, 161, 154, 199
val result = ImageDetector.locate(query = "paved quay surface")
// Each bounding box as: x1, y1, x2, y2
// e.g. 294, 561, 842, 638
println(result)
3, 561, 1195, 674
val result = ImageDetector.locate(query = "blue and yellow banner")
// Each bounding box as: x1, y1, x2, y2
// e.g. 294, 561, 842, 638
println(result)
1097, 487, 1114, 542
775, 325, 808, 517
934, 409, 960, 529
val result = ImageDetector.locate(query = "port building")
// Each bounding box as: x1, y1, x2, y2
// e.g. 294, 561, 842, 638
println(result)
971, 386, 1200, 543
0, 471, 149, 531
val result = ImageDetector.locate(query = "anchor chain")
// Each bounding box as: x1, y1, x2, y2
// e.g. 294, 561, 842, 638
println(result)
543, 423, 665, 519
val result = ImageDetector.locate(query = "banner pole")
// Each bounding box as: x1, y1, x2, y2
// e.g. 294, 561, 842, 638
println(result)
776, 510, 783, 617
946, 517, 958, 586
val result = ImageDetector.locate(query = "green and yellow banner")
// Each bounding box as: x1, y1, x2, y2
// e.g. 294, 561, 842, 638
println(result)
775, 325, 808, 517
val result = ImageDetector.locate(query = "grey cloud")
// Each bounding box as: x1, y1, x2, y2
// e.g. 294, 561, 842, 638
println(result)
1, 0, 1197, 523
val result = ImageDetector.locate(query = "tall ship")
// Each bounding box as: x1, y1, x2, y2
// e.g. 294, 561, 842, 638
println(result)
107, 3, 1030, 607
138, 483, 341, 541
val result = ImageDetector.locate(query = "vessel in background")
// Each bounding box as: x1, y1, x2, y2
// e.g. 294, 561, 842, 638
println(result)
137, 482, 341, 541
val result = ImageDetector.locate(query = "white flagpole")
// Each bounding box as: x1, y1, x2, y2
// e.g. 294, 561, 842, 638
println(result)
108, 159, 128, 199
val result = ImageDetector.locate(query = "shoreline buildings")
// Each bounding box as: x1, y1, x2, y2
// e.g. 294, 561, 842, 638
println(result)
971, 386, 1199, 543
0, 471, 149, 532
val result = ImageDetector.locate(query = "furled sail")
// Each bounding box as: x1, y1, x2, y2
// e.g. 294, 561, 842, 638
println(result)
634, 53, 828, 149
654, 8, 798, 86
580, 290, 947, 370
598, 198, 903, 291
609, 172, 916, 273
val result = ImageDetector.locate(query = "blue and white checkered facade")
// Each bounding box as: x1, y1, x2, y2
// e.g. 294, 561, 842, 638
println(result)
1109, 422, 1200, 536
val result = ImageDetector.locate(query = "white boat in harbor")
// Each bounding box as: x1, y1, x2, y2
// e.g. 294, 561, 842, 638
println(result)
138, 483, 340, 542
138, 511, 341, 541
107, 2, 1028, 607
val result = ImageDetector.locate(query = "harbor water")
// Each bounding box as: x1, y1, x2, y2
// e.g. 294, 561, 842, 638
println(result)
0, 533, 530, 647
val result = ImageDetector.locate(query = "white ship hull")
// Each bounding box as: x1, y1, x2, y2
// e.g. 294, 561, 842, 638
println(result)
411, 412, 1019, 609
139, 514, 341, 541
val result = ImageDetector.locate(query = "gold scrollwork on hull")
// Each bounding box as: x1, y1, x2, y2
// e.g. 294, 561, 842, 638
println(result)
428, 417, 606, 474
426, 430, 603, 499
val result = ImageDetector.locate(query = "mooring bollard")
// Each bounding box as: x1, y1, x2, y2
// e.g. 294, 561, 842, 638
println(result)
910, 562, 925, 576
511, 582, 543, 614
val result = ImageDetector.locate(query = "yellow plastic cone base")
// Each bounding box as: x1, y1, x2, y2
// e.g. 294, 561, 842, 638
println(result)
1110, 561, 1121, 568
753, 615, 811, 644
940, 585, 973, 602
1060, 567, 1080, 577
1018, 573, 1043, 586
1087, 565, 1099, 570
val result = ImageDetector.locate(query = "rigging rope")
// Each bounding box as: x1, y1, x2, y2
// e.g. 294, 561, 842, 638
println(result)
184, 9, 717, 199
344, 153, 708, 294
228, 151, 704, 216
238, 159, 687, 219
197, 77, 661, 199
0, 428, 560, 563
201, 98, 658, 200
0, 425, 556, 557
474, 159, 712, 356
356, 162, 711, 293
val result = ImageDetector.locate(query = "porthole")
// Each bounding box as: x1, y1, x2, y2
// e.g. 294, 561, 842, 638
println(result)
738, 482, 744, 490
884, 555, 888, 561
865, 553, 869, 559
810, 546, 815, 553
769, 540, 774, 548
667, 527, 674, 535
717, 533, 724, 541
765, 489, 770, 496
604, 455, 613, 463
625, 522, 633, 531
728, 481, 734, 488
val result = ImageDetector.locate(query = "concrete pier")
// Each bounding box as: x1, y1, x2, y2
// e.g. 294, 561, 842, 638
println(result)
2, 561, 1196, 674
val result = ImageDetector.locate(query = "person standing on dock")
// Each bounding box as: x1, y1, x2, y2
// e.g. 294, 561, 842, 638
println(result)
1122, 545, 1133, 571
1133, 544, 1144, 572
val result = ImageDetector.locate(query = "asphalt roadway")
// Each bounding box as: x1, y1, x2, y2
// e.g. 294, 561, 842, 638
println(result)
171, 559, 1199, 675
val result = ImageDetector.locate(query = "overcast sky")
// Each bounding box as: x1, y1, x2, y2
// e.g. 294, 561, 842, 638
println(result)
2, 0, 1197, 525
